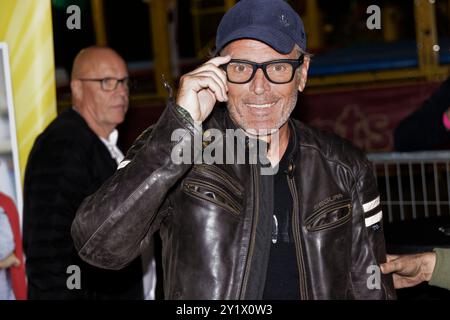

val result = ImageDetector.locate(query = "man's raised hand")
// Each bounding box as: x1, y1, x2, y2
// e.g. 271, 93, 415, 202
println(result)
176, 55, 231, 123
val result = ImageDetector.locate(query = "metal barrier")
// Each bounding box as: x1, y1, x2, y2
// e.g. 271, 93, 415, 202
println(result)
368, 151, 450, 223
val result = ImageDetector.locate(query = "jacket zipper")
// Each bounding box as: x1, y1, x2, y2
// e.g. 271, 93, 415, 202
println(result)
192, 165, 243, 196
306, 199, 350, 224
183, 178, 242, 215
287, 175, 308, 300
239, 164, 259, 299
306, 203, 352, 232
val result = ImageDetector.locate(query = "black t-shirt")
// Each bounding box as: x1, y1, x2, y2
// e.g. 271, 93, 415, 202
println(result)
262, 135, 300, 300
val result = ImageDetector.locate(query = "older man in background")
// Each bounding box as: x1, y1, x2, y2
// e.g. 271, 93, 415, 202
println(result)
23, 46, 154, 299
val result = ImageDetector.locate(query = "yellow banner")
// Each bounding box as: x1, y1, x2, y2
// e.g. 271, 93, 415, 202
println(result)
0, 0, 57, 181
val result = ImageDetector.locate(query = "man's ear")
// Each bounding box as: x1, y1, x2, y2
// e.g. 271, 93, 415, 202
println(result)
298, 56, 310, 92
71, 79, 82, 101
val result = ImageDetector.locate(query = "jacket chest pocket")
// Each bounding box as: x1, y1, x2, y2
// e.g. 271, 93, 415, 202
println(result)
183, 177, 243, 216
306, 199, 352, 232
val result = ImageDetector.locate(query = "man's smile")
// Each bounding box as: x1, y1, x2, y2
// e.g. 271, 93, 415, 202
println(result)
245, 102, 277, 109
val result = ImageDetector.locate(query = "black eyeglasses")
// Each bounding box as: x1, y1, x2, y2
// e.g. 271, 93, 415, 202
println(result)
221, 55, 304, 84
78, 77, 130, 91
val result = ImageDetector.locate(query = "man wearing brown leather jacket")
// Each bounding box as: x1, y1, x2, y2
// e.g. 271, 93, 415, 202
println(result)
71, 0, 396, 300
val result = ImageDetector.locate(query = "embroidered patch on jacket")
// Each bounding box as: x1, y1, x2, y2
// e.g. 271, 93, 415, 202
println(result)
313, 193, 344, 211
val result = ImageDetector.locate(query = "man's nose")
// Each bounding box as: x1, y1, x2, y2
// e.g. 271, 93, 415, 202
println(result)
250, 68, 270, 95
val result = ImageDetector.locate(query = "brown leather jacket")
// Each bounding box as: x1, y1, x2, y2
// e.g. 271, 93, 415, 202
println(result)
71, 101, 396, 300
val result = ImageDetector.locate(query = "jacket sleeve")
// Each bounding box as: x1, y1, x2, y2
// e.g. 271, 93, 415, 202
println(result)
350, 159, 396, 299
71, 101, 201, 270
429, 248, 450, 290
394, 77, 450, 151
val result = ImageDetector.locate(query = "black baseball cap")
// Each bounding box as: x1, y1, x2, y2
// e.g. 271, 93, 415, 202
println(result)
215, 0, 307, 55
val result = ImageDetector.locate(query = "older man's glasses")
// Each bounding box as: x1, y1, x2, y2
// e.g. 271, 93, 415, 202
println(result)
78, 77, 130, 91
221, 55, 304, 84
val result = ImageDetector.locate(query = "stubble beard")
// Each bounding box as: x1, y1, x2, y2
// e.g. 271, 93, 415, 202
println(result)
226, 90, 298, 138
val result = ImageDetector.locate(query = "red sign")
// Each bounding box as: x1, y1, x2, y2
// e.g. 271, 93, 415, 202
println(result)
296, 82, 441, 151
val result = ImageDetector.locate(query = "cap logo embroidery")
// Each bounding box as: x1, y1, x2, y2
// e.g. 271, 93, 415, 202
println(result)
280, 13, 290, 27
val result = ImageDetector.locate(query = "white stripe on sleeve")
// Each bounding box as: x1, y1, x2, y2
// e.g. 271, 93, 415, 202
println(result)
363, 196, 380, 213
365, 211, 382, 227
